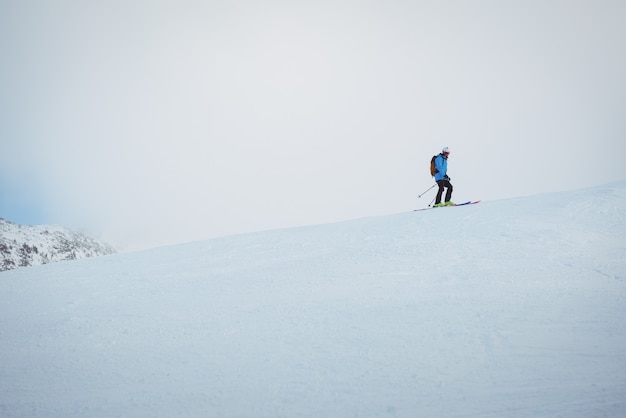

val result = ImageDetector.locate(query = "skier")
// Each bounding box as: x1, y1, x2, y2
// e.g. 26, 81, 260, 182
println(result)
433, 147, 455, 207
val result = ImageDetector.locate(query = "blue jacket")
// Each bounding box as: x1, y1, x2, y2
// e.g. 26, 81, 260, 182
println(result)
433, 153, 448, 181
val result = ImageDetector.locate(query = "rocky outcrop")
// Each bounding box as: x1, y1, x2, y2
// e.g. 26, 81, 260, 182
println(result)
0, 218, 116, 272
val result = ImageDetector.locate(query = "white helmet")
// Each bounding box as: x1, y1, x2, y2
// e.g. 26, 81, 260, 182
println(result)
442, 146, 450, 155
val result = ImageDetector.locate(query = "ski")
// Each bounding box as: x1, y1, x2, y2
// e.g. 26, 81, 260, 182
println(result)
453, 200, 481, 207
414, 200, 481, 211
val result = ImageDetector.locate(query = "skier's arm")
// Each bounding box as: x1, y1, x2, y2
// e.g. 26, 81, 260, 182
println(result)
434, 156, 445, 177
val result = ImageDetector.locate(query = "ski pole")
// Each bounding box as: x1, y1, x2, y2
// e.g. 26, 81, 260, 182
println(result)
428, 195, 436, 207
418, 184, 436, 198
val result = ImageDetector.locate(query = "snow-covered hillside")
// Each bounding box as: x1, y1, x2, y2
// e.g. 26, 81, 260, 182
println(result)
0, 218, 115, 272
1, 182, 625, 417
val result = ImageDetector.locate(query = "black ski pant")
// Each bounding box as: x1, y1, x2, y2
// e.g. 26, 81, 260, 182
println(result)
435, 180, 453, 204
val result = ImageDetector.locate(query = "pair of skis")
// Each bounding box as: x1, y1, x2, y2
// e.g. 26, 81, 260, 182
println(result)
414, 200, 481, 212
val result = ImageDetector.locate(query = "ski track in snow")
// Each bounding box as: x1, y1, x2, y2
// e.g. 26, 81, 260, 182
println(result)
1, 182, 626, 417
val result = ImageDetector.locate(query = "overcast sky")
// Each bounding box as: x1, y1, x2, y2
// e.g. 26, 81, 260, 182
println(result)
1, 0, 625, 251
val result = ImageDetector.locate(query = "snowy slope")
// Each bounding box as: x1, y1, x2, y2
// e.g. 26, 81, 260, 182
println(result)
1, 182, 625, 417
0, 219, 116, 271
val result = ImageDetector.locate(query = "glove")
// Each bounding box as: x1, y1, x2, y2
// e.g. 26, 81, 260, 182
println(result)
444, 175, 451, 181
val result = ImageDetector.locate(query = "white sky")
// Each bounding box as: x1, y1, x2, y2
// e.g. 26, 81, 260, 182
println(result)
1, 0, 625, 251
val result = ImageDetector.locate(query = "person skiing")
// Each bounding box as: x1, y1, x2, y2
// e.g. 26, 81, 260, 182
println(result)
433, 147, 454, 207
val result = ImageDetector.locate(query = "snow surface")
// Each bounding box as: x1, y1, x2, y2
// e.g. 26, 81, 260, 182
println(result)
1, 182, 625, 417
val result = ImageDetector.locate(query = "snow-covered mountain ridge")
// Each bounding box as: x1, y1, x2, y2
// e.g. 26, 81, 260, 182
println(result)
0, 218, 115, 272
1, 182, 625, 417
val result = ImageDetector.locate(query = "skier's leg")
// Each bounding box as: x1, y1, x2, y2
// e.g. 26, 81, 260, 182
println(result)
435, 180, 445, 204
445, 181, 453, 202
